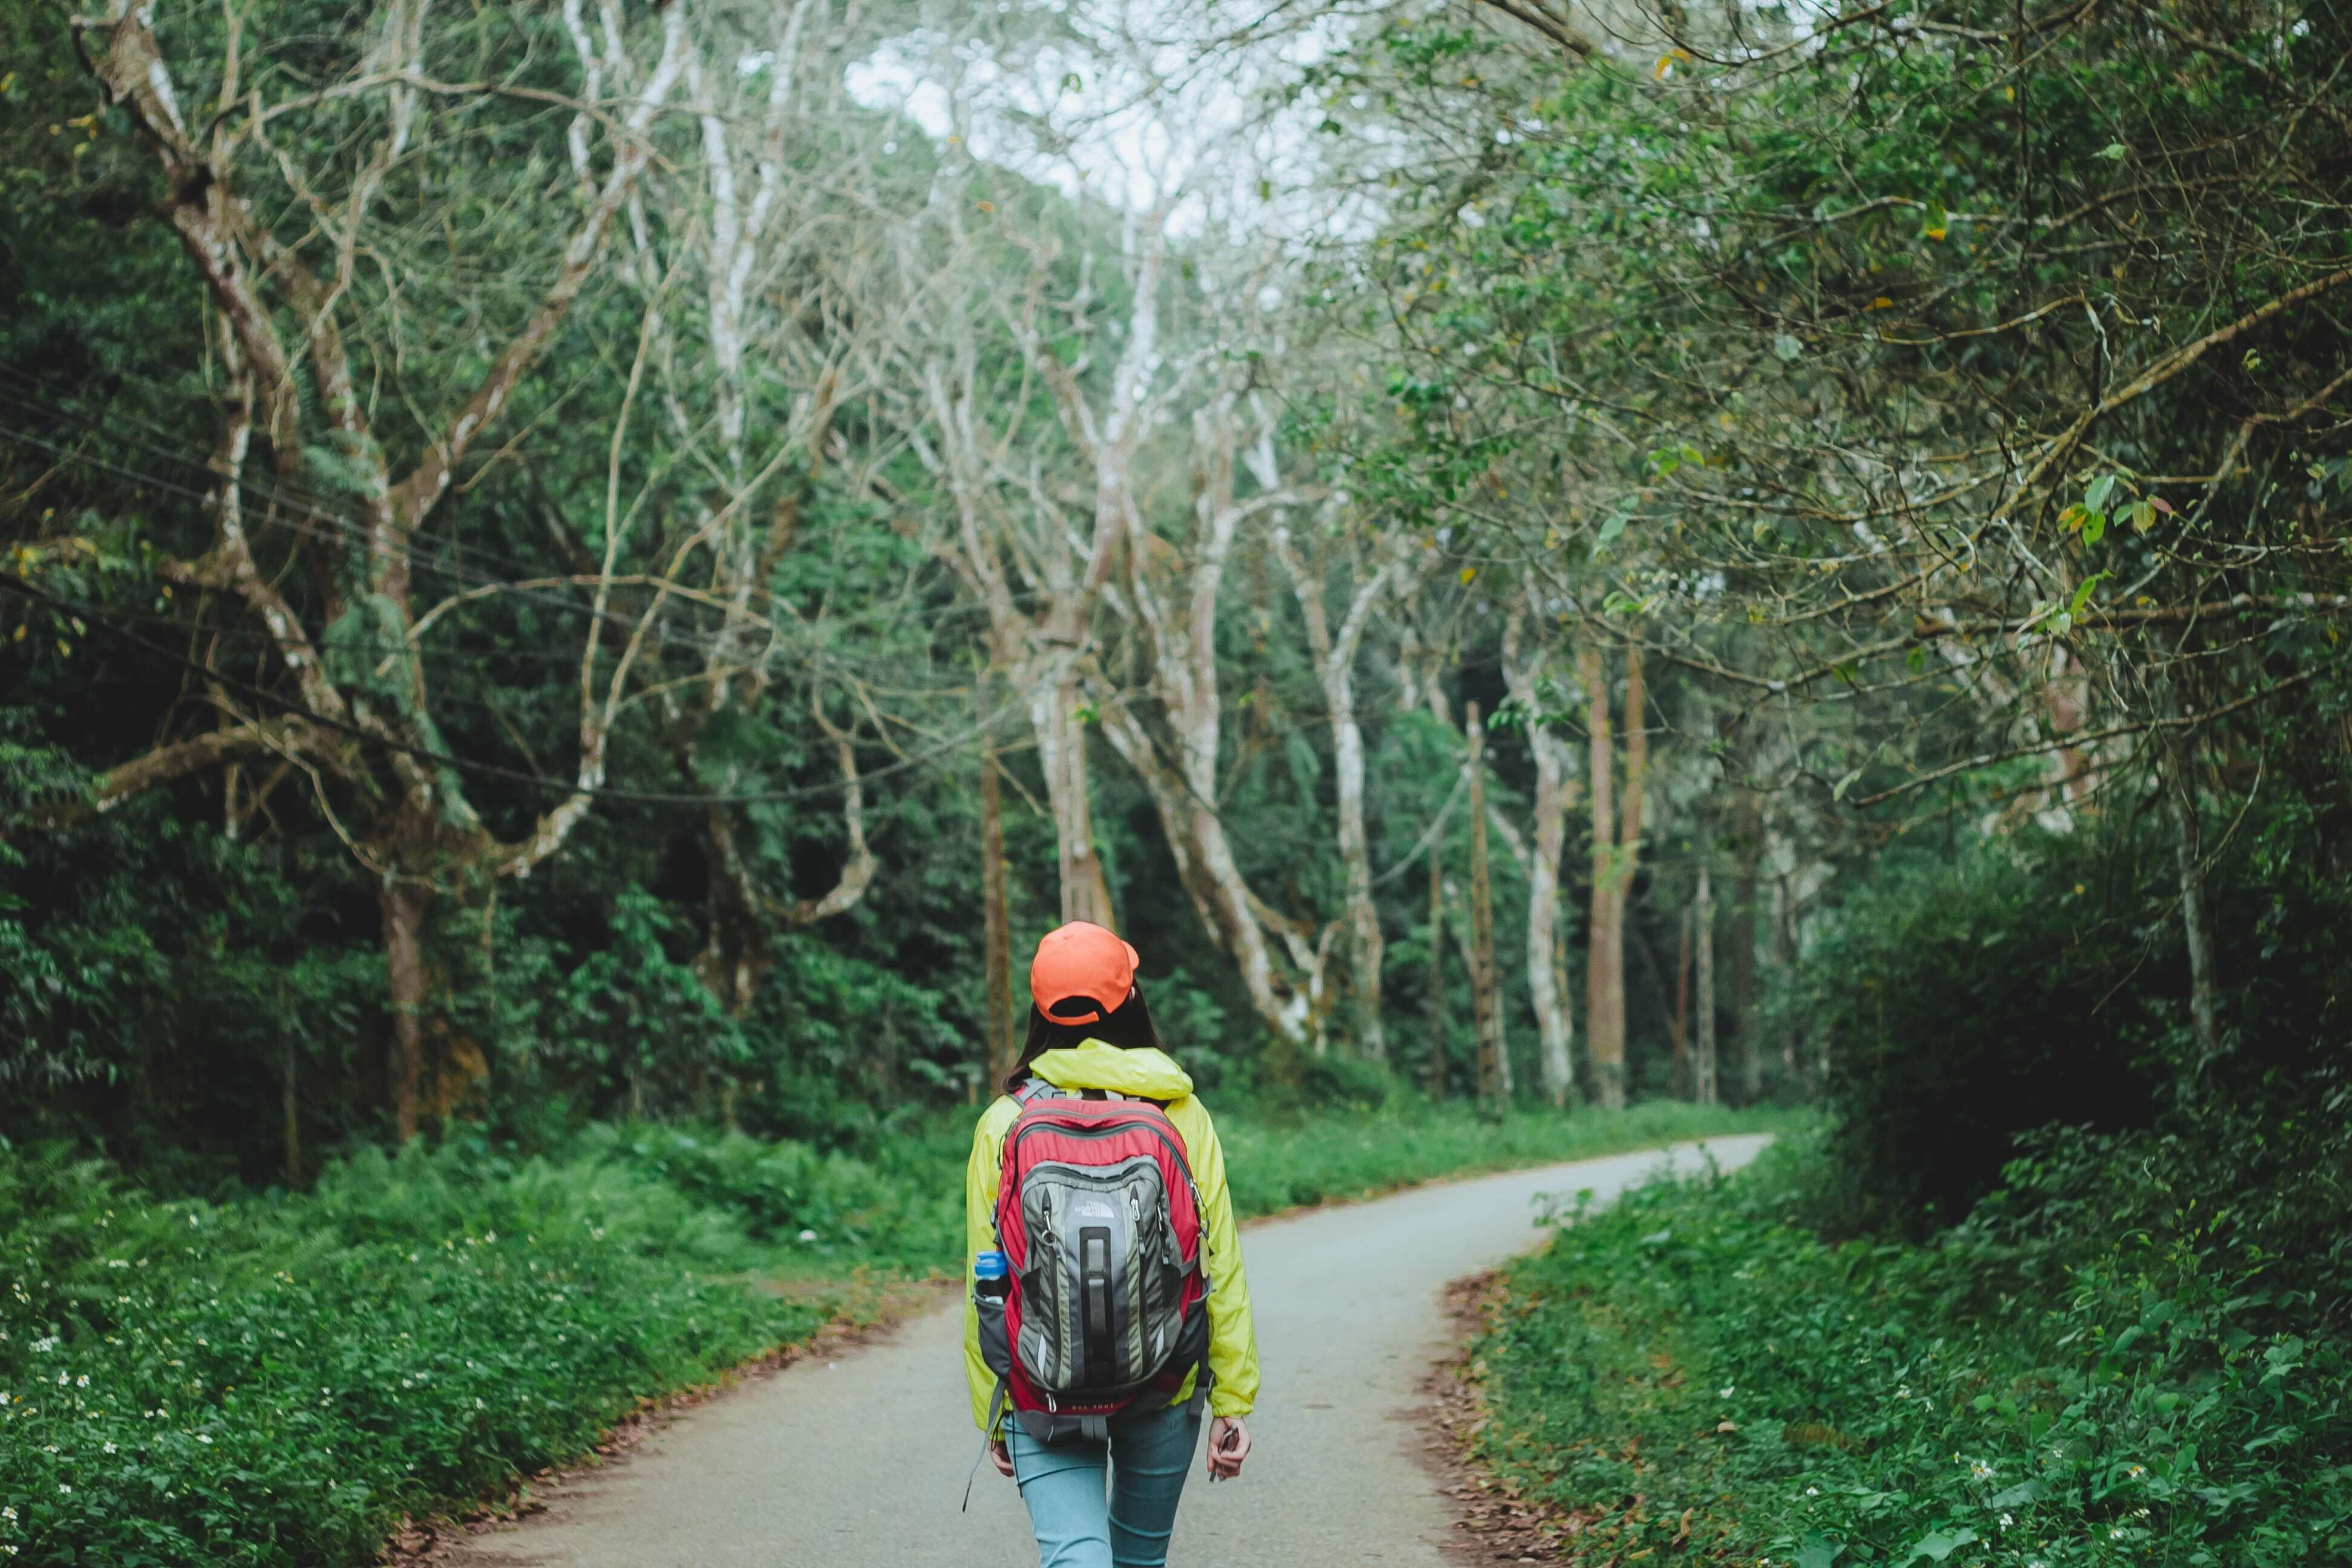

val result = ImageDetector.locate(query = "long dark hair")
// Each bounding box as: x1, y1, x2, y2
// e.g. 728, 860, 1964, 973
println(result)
1001, 984, 1161, 1093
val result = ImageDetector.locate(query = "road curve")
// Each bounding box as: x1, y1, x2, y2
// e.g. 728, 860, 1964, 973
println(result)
449, 1134, 1769, 1568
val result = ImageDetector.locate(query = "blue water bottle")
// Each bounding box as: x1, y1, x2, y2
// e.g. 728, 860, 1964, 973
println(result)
973, 1248, 1009, 1301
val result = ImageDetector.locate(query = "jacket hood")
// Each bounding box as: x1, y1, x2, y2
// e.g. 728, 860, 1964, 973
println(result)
1028, 1039, 1194, 1100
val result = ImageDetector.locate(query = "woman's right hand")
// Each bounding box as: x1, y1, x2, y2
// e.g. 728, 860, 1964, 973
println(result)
989, 1437, 1014, 1478
1206, 1415, 1250, 1480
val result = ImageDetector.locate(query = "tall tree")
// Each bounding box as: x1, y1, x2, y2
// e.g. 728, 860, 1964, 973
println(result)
902, 205, 1152, 929
1272, 508, 1425, 1060
569, 0, 910, 1021
1465, 701, 1506, 1107
62, 0, 696, 1136
1091, 387, 1326, 1042
1502, 595, 1580, 1105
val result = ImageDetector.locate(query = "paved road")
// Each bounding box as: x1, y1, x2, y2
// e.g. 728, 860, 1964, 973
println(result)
451, 1135, 1769, 1568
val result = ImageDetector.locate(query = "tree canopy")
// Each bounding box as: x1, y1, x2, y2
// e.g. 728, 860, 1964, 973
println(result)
5, 0, 2347, 1169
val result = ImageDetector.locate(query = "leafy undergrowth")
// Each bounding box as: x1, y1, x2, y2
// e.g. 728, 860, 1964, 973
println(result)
0, 1141, 829, 1567
0, 1096, 1779, 1566
1469, 1131, 2352, 1568
607, 1096, 1793, 1273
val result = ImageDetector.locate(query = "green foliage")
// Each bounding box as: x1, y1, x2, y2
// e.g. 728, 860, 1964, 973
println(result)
596, 1122, 964, 1272
604, 1097, 1795, 1271
1471, 1125, 2352, 1568
0, 1137, 827, 1567
1, 803, 384, 1172
1781, 805, 2352, 1236
0, 1096, 1783, 1566
554, 887, 746, 1093
1772, 829, 2165, 1233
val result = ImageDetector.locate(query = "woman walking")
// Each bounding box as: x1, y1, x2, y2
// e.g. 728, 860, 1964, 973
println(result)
965, 920, 1258, 1568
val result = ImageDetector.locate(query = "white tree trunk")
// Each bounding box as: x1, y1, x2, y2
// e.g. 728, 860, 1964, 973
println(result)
1032, 661, 1114, 927
1502, 602, 1578, 1106
1082, 394, 1324, 1041
1096, 699, 1304, 1041
1523, 727, 1576, 1108
1271, 519, 1417, 1061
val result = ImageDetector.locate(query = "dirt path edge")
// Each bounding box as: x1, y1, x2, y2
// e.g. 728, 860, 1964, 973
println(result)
1419, 1270, 1591, 1566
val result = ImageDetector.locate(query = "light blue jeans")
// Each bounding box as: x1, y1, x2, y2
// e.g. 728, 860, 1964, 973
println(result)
1007, 1403, 1203, 1568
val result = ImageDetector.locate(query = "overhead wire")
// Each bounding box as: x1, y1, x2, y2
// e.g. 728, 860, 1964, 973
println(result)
0, 363, 944, 632
0, 370, 1076, 780
0, 430, 995, 751
0, 570, 1025, 810
4, 377, 1447, 837
0, 373, 1007, 666
0, 369, 626, 594
0, 370, 1118, 829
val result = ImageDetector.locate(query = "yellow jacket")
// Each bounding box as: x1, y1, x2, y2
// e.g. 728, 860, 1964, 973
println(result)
962, 1039, 1259, 1433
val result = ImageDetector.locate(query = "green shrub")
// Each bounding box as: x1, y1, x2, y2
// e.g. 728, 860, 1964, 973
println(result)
596, 1122, 963, 1269
0, 1141, 824, 1567
1471, 1130, 2352, 1567
1782, 808, 2352, 1237
1773, 829, 2166, 1234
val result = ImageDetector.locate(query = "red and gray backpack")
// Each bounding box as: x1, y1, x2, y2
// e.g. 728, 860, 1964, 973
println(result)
978, 1080, 1212, 1443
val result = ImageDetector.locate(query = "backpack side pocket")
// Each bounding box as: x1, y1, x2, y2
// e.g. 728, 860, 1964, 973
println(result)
975, 1289, 1013, 1378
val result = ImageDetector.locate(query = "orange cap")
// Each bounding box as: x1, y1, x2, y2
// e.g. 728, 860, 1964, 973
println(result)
1028, 921, 1141, 1025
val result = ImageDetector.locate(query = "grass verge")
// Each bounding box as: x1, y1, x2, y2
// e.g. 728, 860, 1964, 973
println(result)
1, 1140, 832, 1567
1217, 1098, 1792, 1218
2, 1096, 1782, 1566
1463, 1132, 2352, 1567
